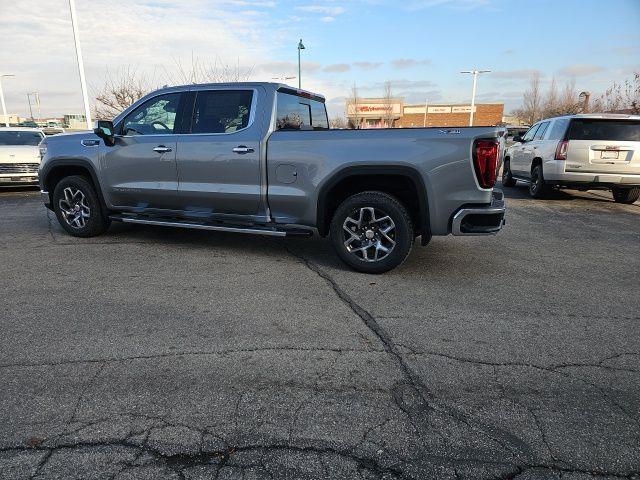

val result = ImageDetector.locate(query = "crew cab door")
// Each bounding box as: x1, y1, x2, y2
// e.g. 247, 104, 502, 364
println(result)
175, 87, 263, 217
101, 92, 185, 210
511, 123, 539, 176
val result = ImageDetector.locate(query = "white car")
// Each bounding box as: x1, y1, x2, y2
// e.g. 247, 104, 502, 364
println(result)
502, 114, 640, 203
0, 127, 45, 185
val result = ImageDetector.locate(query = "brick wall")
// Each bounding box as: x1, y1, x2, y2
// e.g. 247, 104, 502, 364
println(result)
395, 104, 504, 128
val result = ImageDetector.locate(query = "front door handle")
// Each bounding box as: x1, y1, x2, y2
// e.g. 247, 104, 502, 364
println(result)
153, 145, 172, 153
232, 146, 254, 154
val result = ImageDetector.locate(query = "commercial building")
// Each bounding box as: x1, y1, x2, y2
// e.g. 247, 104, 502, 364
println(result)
346, 98, 504, 128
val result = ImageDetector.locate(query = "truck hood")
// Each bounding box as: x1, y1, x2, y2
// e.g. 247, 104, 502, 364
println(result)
0, 145, 41, 164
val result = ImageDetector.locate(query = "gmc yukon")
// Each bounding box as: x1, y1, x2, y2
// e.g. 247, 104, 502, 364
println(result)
39, 82, 506, 273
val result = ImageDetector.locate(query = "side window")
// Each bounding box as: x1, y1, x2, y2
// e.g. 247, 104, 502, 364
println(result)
522, 124, 539, 142
534, 121, 550, 140
190, 90, 254, 134
276, 92, 311, 130
310, 100, 329, 130
547, 118, 570, 141
121, 93, 181, 136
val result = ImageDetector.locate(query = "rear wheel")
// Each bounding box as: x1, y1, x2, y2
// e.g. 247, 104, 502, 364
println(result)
502, 160, 516, 187
611, 186, 640, 204
529, 164, 547, 199
53, 175, 110, 237
330, 191, 413, 274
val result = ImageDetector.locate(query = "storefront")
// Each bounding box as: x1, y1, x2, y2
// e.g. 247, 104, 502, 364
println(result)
346, 98, 504, 128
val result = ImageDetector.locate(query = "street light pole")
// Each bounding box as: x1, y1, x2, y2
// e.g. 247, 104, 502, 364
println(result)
297, 39, 305, 90
461, 69, 490, 126
0, 74, 15, 127
69, 0, 92, 129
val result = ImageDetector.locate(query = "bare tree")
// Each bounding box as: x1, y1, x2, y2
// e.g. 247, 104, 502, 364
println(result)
329, 116, 347, 129
93, 67, 154, 120
347, 83, 360, 129
382, 81, 395, 128
165, 54, 254, 85
517, 72, 543, 124
592, 72, 640, 114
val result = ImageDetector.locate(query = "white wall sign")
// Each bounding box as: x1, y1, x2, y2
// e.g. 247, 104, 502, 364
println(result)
427, 106, 451, 114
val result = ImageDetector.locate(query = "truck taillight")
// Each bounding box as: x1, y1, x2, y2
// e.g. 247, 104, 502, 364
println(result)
555, 140, 568, 160
473, 139, 499, 189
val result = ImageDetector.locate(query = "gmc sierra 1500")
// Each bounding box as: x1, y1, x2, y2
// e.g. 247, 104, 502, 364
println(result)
39, 82, 505, 273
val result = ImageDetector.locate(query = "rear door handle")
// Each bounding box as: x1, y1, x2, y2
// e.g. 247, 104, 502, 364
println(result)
153, 145, 172, 153
232, 146, 254, 154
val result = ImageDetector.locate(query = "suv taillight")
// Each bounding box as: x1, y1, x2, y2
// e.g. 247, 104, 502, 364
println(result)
473, 139, 499, 189
555, 140, 568, 160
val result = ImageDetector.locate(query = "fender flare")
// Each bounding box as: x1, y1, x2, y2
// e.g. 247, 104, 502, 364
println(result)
316, 165, 431, 243
41, 158, 108, 212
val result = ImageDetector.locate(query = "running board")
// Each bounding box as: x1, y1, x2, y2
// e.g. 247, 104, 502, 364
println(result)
110, 215, 287, 237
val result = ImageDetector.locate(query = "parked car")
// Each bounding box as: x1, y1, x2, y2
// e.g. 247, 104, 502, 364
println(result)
502, 114, 640, 203
0, 127, 45, 185
38, 82, 506, 273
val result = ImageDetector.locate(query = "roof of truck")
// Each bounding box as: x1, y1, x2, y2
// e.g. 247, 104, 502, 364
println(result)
155, 82, 325, 101
544, 113, 640, 121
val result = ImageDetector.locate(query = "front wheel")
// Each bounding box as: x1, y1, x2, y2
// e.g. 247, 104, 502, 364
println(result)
330, 191, 414, 274
611, 186, 640, 204
502, 160, 516, 187
53, 175, 110, 237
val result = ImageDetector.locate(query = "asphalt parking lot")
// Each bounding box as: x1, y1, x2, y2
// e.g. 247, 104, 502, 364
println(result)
0, 184, 638, 480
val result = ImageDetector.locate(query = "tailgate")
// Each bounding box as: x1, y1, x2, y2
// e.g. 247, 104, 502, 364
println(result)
565, 118, 640, 175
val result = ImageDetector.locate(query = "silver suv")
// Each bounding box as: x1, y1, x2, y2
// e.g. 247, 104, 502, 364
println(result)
502, 114, 640, 203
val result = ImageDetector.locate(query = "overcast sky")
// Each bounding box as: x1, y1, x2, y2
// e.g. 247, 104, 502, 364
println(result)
1, 0, 639, 119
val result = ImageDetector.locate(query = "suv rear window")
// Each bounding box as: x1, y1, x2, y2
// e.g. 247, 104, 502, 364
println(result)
567, 119, 640, 141
276, 91, 328, 131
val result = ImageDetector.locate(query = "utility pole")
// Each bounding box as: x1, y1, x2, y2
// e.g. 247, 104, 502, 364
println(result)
69, 0, 92, 129
461, 69, 490, 126
0, 74, 15, 127
423, 99, 428, 127
27, 93, 34, 121
297, 39, 305, 90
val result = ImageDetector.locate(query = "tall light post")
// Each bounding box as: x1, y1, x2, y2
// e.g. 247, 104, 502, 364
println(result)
297, 39, 305, 90
0, 74, 15, 127
69, 0, 92, 129
27, 93, 35, 121
461, 69, 490, 126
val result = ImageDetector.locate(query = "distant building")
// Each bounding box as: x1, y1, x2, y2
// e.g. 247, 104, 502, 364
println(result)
346, 98, 504, 128
63, 114, 88, 129
0, 114, 20, 125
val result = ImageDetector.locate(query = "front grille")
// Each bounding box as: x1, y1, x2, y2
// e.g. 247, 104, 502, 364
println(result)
0, 163, 39, 175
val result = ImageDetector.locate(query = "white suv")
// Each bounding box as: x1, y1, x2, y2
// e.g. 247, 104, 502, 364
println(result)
502, 114, 640, 204
0, 127, 45, 185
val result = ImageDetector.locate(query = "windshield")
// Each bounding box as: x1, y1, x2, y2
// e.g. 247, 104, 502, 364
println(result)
0, 131, 44, 146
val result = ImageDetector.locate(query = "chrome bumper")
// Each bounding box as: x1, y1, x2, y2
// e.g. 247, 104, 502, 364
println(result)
40, 190, 51, 209
451, 190, 505, 236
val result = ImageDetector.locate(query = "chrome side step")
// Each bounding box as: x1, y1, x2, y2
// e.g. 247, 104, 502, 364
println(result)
110, 215, 286, 237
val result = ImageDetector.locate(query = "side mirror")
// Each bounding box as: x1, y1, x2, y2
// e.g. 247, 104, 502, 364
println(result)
94, 120, 115, 146
513, 135, 523, 143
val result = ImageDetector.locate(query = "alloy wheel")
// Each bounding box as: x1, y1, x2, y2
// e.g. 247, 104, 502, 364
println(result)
58, 187, 91, 229
342, 207, 396, 262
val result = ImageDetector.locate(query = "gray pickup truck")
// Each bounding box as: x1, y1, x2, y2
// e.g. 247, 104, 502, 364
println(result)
39, 82, 505, 273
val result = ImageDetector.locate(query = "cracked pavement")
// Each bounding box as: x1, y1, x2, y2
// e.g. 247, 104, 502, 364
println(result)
0, 185, 638, 479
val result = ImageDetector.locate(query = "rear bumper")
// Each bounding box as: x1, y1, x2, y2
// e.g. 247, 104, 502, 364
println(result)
451, 189, 505, 236
543, 160, 640, 185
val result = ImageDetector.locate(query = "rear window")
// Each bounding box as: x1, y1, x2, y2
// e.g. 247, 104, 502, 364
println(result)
276, 92, 328, 131
0, 131, 44, 146
567, 119, 640, 142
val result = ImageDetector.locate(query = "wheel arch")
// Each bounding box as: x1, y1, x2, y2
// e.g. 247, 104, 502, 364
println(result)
316, 165, 431, 244
42, 159, 107, 212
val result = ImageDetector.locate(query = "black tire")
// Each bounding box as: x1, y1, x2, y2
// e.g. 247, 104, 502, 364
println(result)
611, 186, 640, 204
329, 191, 413, 274
529, 164, 547, 199
502, 159, 516, 187
53, 175, 110, 237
